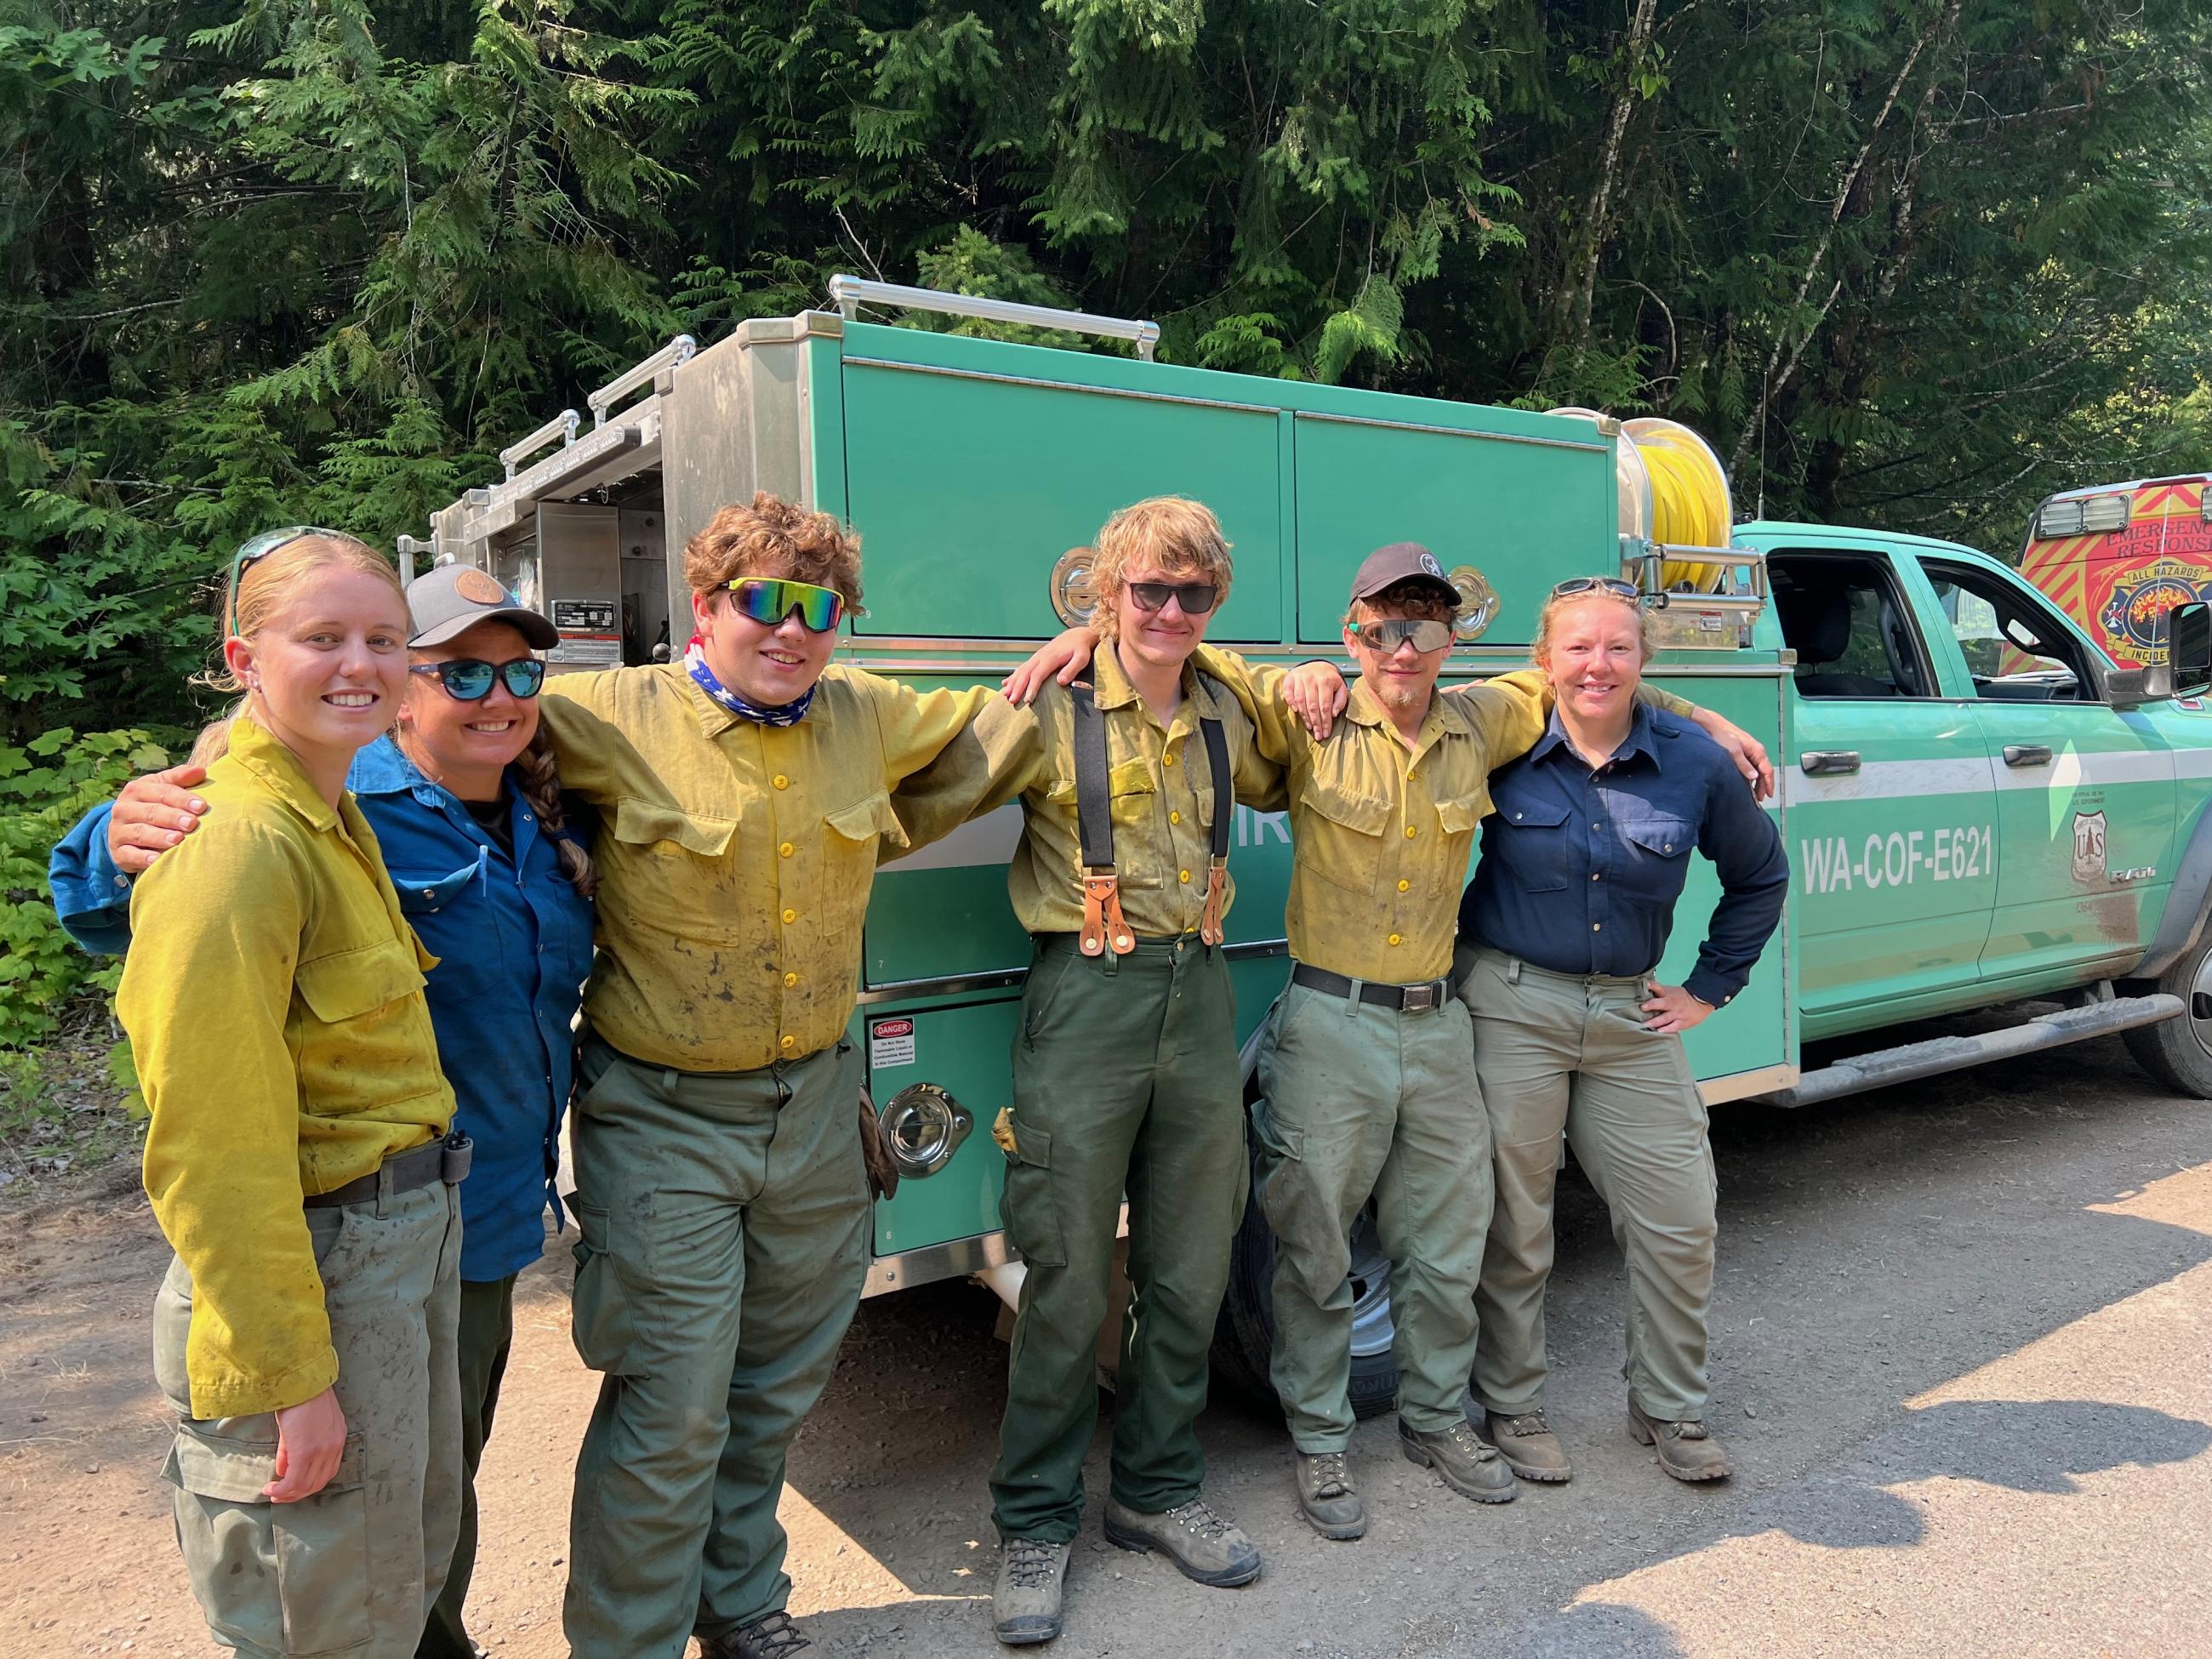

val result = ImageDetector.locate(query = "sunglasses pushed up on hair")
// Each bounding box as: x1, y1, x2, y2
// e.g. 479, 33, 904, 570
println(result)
1550, 576, 1642, 601
408, 658, 548, 701
225, 525, 348, 637
726, 577, 847, 633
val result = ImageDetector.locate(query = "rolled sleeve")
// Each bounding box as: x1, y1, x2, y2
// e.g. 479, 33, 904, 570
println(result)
46, 802, 134, 955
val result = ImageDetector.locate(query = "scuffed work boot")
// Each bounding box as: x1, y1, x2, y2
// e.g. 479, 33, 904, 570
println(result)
1628, 1397, 1731, 1482
1485, 1410, 1573, 1483
1397, 1417, 1516, 1504
1103, 1494, 1263, 1587
992, 1538, 1071, 1646
699, 1609, 811, 1658
1293, 1449, 1367, 1541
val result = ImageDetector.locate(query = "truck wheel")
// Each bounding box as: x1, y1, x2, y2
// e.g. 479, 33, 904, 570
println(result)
2123, 932, 2212, 1097
1211, 1100, 1402, 1420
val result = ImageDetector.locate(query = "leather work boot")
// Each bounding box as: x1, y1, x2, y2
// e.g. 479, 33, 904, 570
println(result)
1103, 1494, 1263, 1587
1628, 1398, 1732, 1482
1485, 1410, 1573, 1483
1397, 1417, 1517, 1504
1293, 1449, 1367, 1540
699, 1610, 811, 1658
992, 1538, 1072, 1646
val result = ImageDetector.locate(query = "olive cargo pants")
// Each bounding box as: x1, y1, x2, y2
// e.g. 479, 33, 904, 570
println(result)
990, 934, 1246, 1542
418, 1272, 518, 1659
154, 1179, 464, 1659
1455, 945, 1719, 1422
1251, 978, 1489, 1451
564, 1036, 869, 1658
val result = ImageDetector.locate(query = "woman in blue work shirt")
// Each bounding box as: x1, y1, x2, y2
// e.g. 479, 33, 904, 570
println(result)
1449, 579, 1787, 1490
54, 562, 597, 1658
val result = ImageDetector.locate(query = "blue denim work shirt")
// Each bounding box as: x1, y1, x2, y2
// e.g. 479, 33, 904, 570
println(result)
1458, 705, 1788, 1009
48, 735, 596, 1283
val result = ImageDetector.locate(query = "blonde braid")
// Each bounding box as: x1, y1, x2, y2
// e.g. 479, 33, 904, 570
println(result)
514, 726, 596, 898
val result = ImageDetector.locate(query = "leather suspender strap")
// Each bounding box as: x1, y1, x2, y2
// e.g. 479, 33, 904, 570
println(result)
1197, 709, 1232, 947
1070, 665, 1133, 956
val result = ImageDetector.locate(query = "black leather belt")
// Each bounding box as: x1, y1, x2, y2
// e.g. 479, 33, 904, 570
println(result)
305, 1132, 473, 1210
1291, 963, 1457, 1013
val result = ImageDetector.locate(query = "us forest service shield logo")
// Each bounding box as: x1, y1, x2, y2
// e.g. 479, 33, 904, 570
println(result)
2072, 810, 2108, 884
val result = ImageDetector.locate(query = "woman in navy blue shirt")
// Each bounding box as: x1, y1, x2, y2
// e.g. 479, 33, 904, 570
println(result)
54, 563, 596, 1658
1450, 579, 1787, 1489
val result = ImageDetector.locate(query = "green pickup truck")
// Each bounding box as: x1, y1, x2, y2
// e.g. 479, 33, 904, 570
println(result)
420, 280, 2212, 1405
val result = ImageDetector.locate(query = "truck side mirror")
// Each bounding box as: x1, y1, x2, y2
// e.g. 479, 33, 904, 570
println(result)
2169, 601, 2212, 698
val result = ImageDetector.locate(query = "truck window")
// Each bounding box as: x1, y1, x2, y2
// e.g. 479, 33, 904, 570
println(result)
1922, 561, 2090, 702
1767, 554, 1934, 698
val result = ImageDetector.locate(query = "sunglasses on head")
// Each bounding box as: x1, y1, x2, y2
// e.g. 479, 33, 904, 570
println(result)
408, 658, 548, 700
726, 577, 846, 633
1551, 576, 1642, 601
1354, 617, 1455, 653
225, 525, 346, 637
1127, 580, 1221, 616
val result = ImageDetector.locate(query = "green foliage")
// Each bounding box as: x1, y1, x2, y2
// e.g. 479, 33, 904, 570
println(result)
0, 728, 169, 1051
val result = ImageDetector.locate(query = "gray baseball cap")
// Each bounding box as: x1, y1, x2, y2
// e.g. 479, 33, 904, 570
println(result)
1348, 540, 1458, 607
406, 564, 560, 649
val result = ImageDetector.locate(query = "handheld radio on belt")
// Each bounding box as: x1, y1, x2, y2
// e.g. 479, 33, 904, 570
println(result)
1069, 655, 1233, 955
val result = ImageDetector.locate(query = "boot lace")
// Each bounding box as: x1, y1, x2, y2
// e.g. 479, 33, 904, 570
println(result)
1166, 1495, 1234, 1539
1669, 1418, 1711, 1441
1004, 1538, 1061, 1589
1440, 1422, 1500, 1462
1305, 1451, 1354, 1500
735, 1610, 811, 1658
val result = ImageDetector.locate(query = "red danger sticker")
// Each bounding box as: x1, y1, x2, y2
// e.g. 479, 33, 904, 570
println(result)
869, 1018, 916, 1069
870, 1018, 914, 1040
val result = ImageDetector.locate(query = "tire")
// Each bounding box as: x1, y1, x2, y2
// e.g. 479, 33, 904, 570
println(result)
1210, 1073, 1402, 1419
2123, 928, 2212, 1097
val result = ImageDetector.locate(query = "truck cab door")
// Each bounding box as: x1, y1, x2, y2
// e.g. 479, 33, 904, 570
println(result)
1767, 549, 2000, 1037
1914, 556, 2177, 989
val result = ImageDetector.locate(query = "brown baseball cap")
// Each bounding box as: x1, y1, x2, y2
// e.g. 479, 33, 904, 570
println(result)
1348, 541, 1458, 607
405, 564, 560, 649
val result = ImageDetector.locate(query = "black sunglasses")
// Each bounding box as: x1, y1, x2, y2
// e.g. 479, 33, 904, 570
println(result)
1127, 580, 1221, 616
408, 658, 547, 700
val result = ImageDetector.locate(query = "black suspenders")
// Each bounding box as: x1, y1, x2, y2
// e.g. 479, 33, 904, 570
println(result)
1069, 656, 1232, 955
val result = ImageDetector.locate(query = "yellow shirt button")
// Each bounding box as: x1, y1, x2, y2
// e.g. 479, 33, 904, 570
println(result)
778, 841, 794, 858
782, 908, 797, 925
1388, 933, 1402, 946
1179, 869, 1191, 884
1405, 825, 1417, 839
779, 1034, 796, 1052
783, 971, 799, 988
1164, 752, 1177, 766
772, 774, 790, 790
1397, 879, 1411, 892
1170, 811, 1182, 825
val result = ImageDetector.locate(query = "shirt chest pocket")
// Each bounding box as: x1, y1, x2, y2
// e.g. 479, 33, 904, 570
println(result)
607, 800, 738, 938
822, 791, 910, 930
1045, 761, 1162, 887
1616, 813, 1696, 904
294, 938, 433, 1109
1491, 797, 1575, 893
392, 858, 482, 918
1303, 785, 1394, 897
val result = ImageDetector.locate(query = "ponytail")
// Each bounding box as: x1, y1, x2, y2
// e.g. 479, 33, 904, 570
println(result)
513, 726, 596, 899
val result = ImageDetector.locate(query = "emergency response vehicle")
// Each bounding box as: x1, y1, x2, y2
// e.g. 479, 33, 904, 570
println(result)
2020, 474, 2212, 671
410, 279, 2212, 1411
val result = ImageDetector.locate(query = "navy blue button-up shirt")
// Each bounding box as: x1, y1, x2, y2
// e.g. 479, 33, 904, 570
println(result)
1458, 706, 1787, 1008
48, 737, 596, 1282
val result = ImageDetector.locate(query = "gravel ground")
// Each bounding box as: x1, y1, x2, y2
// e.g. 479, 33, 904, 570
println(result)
4, 1027, 2210, 1656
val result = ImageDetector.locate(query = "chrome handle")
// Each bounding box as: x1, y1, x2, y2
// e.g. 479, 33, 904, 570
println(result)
2004, 744, 2054, 767
1799, 750, 1861, 776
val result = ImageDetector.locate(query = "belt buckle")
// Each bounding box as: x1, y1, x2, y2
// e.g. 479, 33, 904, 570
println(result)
1401, 983, 1438, 1013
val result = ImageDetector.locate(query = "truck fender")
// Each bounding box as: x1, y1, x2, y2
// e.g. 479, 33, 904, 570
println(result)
2133, 798, 2212, 979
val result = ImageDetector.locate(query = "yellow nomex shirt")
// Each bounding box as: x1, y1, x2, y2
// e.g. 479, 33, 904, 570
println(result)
1203, 652, 1696, 983
538, 662, 1021, 1074
119, 718, 452, 1420
943, 645, 1289, 938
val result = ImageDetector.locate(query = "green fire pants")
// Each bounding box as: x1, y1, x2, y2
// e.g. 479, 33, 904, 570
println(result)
563, 1035, 869, 1658
1251, 976, 1489, 1451
155, 1179, 463, 1659
989, 933, 1247, 1543
1455, 945, 1719, 1422
417, 1273, 517, 1659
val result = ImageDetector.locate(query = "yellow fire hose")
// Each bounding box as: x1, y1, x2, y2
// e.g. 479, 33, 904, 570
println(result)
1548, 409, 1733, 595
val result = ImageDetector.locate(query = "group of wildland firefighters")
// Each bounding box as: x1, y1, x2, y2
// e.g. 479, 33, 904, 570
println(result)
50, 489, 1787, 1657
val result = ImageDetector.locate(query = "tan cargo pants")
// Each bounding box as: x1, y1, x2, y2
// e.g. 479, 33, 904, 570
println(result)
1455, 944, 1719, 1422
154, 1179, 464, 1658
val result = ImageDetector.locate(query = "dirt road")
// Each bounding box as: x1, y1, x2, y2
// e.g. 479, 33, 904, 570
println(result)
6, 1029, 2211, 1656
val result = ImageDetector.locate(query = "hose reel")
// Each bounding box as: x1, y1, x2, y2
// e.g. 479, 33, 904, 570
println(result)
1548, 409, 1732, 595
